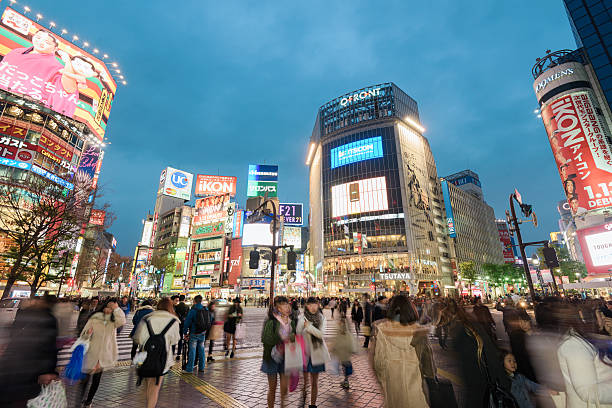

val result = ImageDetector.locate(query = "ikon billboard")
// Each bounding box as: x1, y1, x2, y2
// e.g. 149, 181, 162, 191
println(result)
195, 175, 237, 197
0, 7, 116, 140
331, 176, 389, 218
541, 91, 612, 215
576, 223, 612, 274
159, 167, 193, 201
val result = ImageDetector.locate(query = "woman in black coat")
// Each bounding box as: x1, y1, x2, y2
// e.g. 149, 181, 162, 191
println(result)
350, 299, 364, 336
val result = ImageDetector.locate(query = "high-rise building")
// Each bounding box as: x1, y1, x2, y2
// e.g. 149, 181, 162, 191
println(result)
440, 170, 504, 273
307, 83, 454, 296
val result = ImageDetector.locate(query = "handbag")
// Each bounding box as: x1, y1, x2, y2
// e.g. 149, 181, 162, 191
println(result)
27, 380, 67, 408
362, 325, 371, 337
63, 338, 89, 383
234, 322, 246, 340
284, 341, 304, 373
208, 323, 223, 341
425, 377, 458, 408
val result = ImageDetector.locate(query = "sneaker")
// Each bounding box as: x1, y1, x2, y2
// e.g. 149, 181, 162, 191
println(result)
230, 351, 235, 358
341, 380, 349, 389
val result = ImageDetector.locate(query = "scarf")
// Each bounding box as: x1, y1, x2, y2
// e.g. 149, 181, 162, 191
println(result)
304, 309, 323, 349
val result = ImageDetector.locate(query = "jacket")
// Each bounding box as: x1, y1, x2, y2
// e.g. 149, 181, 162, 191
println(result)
557, 330, 612, 408
373, 302, 387, 322
133, 310, 181, 374
80, 307, 126, 372
297, 313, 331, 366
364, 301, 374, 326
174, 301, 189, 322
183, 303, 207, 336
372, 320, 432, 408
509, 372, 546, 408
261, 317, 297, 362
351, 305, 363, 323
130, 305, 154, 337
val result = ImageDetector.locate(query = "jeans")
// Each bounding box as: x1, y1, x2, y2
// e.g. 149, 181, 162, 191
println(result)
186, 334, 205, 372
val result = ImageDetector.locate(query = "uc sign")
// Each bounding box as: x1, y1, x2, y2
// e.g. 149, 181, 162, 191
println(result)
171, 171, 189, 188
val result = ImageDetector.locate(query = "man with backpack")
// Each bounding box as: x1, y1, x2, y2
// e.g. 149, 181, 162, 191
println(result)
172, 295, 189, 360
182, 295, 210, 373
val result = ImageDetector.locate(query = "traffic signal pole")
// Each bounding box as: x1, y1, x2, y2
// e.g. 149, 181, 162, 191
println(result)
509, 193, 537, 301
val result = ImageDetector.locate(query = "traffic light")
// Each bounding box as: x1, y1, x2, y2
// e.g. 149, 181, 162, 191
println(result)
249, 250, 260, 269
520, 203, 533, 217
542, 244, 559, 268
287, 250, 297, 270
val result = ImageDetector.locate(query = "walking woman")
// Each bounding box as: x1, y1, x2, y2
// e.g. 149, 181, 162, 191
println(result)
78, 299, 126, 407
224, 297, 243, 358
207, 300, 218, 363
261, 296, 296, 408
297, 297, 331, 408
133, 298, 180, 408
350, 299, 363, 336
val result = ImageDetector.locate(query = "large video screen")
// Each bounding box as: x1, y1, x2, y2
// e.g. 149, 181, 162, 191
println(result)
331, 176, 388, 218
0, 7, 116, 140
247, 164, 278, 197
330, 136, 383, 169
577, 223, 612, 274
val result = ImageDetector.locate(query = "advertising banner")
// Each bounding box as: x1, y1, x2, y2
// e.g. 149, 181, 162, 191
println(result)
0, 7, 116, 140
247, 164, 278, 197
240, 277, 268, 290
191, 221, 225, 240
242, 223, 274, 246
88, 209, 105, 226
441, 180, 457, 238
232, 209, 244, 239
140, 220, 153, 247
282, 226, 302, 249
330, 136, 383, 169
576, 222, 612, 274
496, 221, 514, 263
195, 174, 237, 197
160, 167, 193, 201
541, 91, 612, 215
193, 193, 230, 226
279, 203, 303, 226
331, 176, 389, 218
76, 142, 100, 188
227, 238, 242, 285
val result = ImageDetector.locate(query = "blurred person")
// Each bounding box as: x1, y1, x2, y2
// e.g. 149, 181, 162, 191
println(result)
182, 295, 210, 373
119, 296, 131, 316
76, 297, 99, 335
297, 297, 330, 408
207, 300, 218, 362
350, 299, 363, 336
133, 298, 180, 408
0, 295, 59, 408
373, 296, 389, 322
370, 295, 433, 407
78, 299, 126, 407
224, 297, 243, 358
173, 295, 189, 360
503, 351, 557, 408
130, 299, 154, 360
261, 296, 296, 408
362, 293, 374, 348
503, 298, 521, 335
473, 297, 496, 344
329, 297, 337, 319
54, 297, 76, 349
509, 313, 537, 382
331, 316, 357, 389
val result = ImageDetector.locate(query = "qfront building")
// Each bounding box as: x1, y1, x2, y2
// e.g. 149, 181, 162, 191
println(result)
307, 83, 455, 296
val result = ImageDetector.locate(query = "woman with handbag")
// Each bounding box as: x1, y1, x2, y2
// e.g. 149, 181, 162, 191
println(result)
224, 297, 243, 358
207, 300, 219, 363
297, 297, 331, 408
261, 296, 296, 408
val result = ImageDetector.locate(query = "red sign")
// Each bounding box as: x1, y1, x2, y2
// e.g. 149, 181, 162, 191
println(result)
0, 121, 27, 139
0, 134, 35, 163
89, 209, 106, 226
496, 221, 514, 264
195, 175, 237, 197
38, 132, 73, 161
227, 238, 242, 285
576, 222, 612, 275
542, 91, 612, 215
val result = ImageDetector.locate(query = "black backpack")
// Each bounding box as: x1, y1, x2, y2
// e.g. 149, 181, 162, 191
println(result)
137, 317, 177, 385
193, 307, 210, 334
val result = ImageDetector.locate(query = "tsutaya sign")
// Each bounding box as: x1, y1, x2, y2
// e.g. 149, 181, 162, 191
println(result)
379, 272, 410, 280
339, 88, 381, 107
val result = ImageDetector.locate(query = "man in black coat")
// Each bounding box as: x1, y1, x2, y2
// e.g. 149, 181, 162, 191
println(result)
362, 293, 374, 348
0, 295, 59, 407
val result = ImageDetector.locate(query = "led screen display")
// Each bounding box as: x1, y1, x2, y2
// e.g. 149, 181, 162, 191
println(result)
242, 223, 274, 246
331, 176, 388, 218
577, 223, 612, 274
330, 136, 383, 169
247, 164, 278, 197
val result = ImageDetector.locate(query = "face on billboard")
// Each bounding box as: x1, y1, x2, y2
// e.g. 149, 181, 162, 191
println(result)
541, 91, 612, 215
331, 176, 388, 218
279, 203, 303, 226
193, 193, 230, 225
161, 167, 193, 200
330, 136, 383, 169
0, 8, 116, 140
577, 223, 612, 274
195, 175, 237, 196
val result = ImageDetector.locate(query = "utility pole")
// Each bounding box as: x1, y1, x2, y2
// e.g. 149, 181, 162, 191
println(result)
508, 193, 537, 301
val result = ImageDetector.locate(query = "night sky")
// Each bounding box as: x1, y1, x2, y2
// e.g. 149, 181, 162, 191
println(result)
20, 0, 577, 258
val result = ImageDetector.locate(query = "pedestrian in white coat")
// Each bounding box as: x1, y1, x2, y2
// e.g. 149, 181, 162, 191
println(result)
297, 297, 331, 408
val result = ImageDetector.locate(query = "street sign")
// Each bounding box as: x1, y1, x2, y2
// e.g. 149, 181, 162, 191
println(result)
514, 189, 523, 205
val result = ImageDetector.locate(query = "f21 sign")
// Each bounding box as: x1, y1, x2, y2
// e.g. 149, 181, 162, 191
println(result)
279, 203, 303, 226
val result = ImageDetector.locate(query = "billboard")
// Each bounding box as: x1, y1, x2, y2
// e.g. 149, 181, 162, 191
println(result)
227, 238, 242, 285
193, 193, 230, 226
88, 209, 105, 226
191, 221, 224, 240
330, 136, 383, 169
242, 223, 274, 246
76, 142, 100, 188
282, 226, 302, 249
195, 175, 237, 197
279, 203, 303, 226
247, 164, 278, 197
140, 219, 153, 247
0, 7, 116, 140
159, 167, 193, 201
232, 209, 244, 239
541, 91, 612, 215
576, 222, 612, 274
441, 180, 457, 238
496, 221, 514, 264
331, 176, 388, 218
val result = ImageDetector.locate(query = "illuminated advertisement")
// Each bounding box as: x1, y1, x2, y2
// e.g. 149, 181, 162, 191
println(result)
330, 136, 383, 169
76, 142, 100, 188
331, 176, 388, 218
197, 250, 221, 263
242, 223, 274, 246
576, 223, 612, 274
0, 156, 30, 170
232, 209, 244, 239
88, 209, 105, 226
247, 164, 278, 197
140, 220, 153, 247
282, 226, 302, 249
191, 221, 224, 240
241, 277, 268, 290
441, 180, 457, 238
160, 167, 193, 201
496, 221, 514, 264
279, 203, 303, 226
227, 238, 242, 285
178, 215, 191, 238
195, 175, 237, 197
0, 135, 36, 165
193, 193, 230, 226
541, 91, 612, 215
0, 7, 116, 140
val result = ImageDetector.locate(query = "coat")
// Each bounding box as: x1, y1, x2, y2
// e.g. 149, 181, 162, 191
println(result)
557, 330, 612, 408
297, 313, 331, 366
261, 316, 297, 362
351, 305, 363, 323
133, 310, 181, 374
372, 320, 432, 408
81, 307, 126, 372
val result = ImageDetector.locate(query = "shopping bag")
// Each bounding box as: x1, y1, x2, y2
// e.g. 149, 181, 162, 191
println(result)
234, 322, 246, 340
326, 357, 341, 376
284, 341, 303, 373
289, 372, 300, 392
27, 380, 67, 408
63, 338, 89, 383
362, 325, 371, 337
208, 323, 223, 341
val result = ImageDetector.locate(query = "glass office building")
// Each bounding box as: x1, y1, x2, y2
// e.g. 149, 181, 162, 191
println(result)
307, 83, 455, 296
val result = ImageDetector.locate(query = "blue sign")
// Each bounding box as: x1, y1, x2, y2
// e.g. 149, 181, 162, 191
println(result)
0, 157, 31, 171
279, 203, 303, 226
30, 165, 74, 190
248, 164, 278, 181
330, 136, 383, 169
171, 171, 189, 188
449, 175, 481, 188
441, 180, 457, 238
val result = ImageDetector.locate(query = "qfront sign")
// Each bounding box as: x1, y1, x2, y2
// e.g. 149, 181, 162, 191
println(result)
339, 88, 381, 107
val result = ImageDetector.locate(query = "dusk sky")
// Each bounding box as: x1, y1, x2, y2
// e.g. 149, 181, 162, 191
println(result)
22, 0, 577, 257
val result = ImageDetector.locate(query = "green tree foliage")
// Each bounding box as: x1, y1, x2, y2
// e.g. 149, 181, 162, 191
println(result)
536, 244, 587, 282
459, 261, 477, 295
